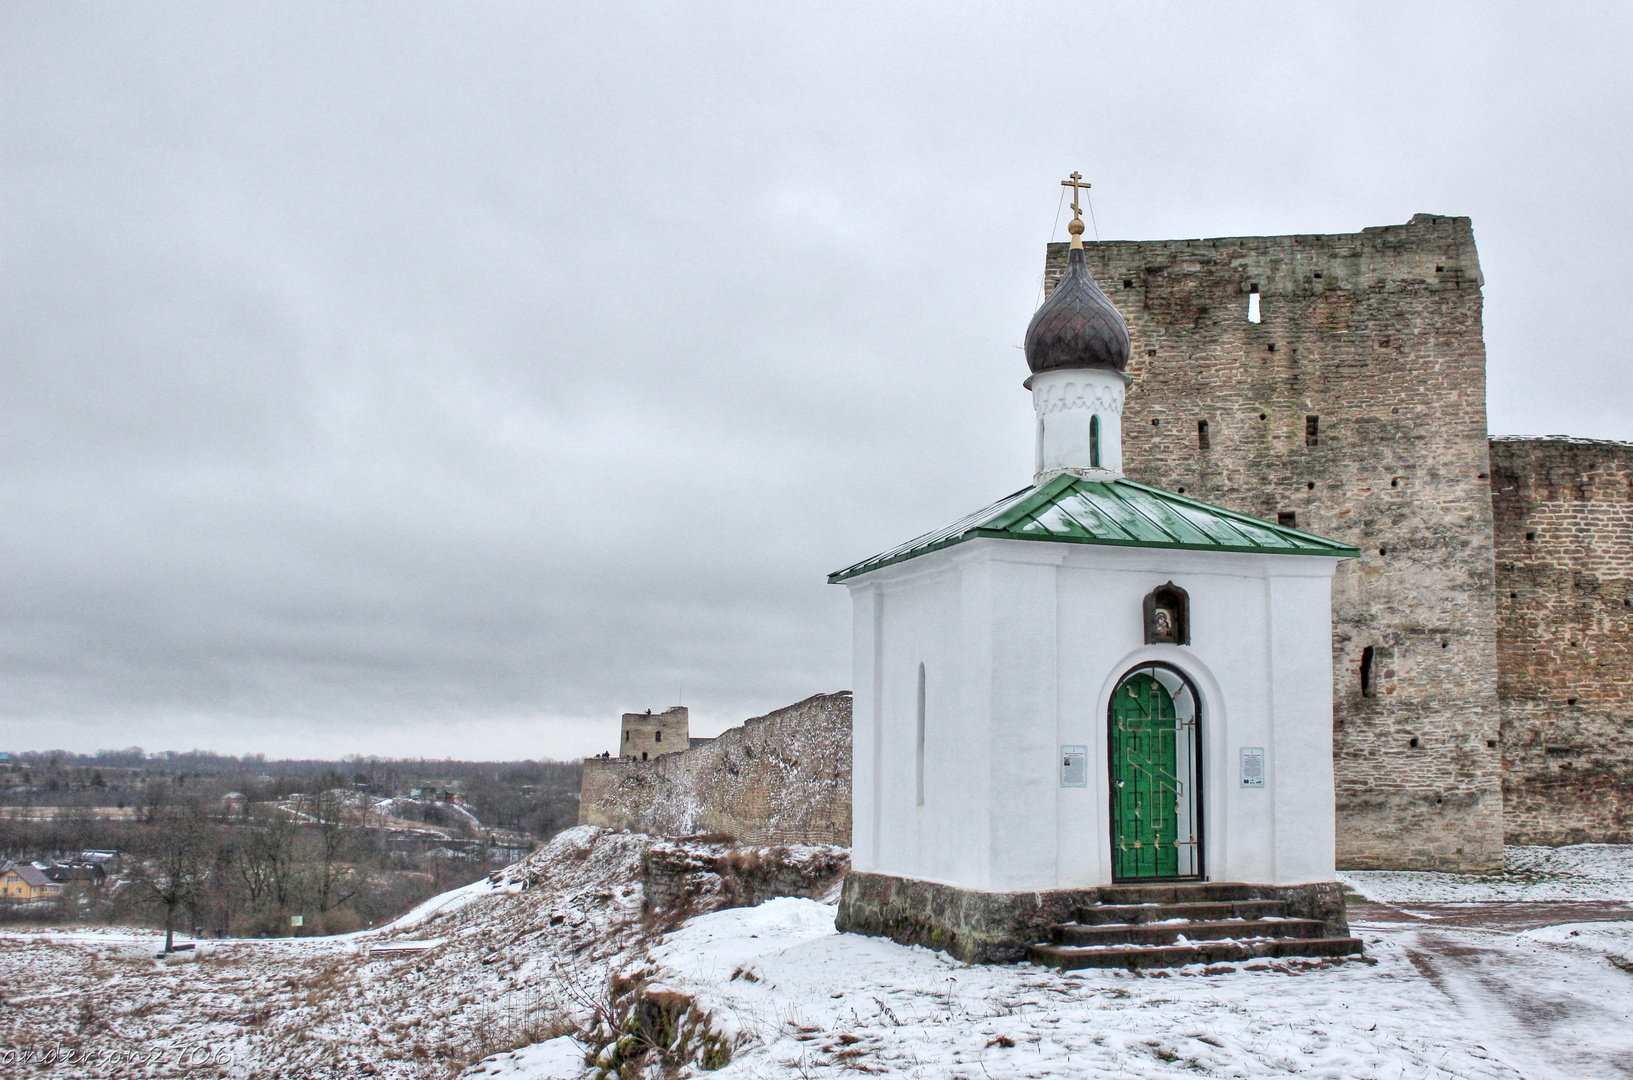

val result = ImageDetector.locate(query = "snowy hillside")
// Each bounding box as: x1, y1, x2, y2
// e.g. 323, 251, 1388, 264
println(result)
4, 834, 1631, 1079
1, 826, 655, 1078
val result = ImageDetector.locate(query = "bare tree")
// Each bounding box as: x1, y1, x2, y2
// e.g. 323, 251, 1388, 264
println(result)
235, 802, 301, 914
140, 800, 214, 953
311, 789, 359, 913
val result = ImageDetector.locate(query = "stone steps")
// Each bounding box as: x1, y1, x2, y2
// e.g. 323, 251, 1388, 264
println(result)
1093, 881, 1279, 904
1078, 899, 1292, 925
1030, 934, 1365, 971
1051, 917, 1328, 947
1028, 883, 1364, 971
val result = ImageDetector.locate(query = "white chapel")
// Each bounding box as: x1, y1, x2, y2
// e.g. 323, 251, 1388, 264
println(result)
829, 180, 1365, 967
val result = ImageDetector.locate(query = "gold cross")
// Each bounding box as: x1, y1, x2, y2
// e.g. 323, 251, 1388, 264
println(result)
1060, 171, 1090, 221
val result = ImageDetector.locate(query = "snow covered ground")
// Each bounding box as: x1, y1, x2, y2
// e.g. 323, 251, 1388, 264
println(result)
3, 837, 1629, 1079
623, 844, 1633, 1079
641, 900, 1507, 1079
1340, 843, 1633, 903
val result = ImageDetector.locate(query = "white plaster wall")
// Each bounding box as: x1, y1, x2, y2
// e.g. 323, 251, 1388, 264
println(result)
849, 584, 881, 871
1030, 367, 1128, 479
846, 537, 1342, 892
1266, 570, 1341, 882
983, 551, 1063, 891
849, 558, 985, 883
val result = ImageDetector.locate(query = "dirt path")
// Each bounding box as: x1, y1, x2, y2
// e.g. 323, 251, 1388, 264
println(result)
1356, 899, 1633, 1079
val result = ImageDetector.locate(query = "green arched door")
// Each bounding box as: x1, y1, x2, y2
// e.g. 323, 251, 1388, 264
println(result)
1109, 668, 1202, 881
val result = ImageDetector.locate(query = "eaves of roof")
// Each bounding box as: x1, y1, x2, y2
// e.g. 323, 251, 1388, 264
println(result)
829, 474, 1360, 583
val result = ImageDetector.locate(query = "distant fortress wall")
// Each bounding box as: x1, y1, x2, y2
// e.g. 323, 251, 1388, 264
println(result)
1491, 437, 1633, 845
579, 692, 852, 846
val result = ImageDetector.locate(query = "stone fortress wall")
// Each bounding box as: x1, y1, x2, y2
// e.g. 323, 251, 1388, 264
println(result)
1056, 214, 1630, 868
1491, 437, 1633, 845
579, 692, 852, 846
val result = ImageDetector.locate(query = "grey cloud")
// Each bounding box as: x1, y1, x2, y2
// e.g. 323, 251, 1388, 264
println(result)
3, 2, 1629, 758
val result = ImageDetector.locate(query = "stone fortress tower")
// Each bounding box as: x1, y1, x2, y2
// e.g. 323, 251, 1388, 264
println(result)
618, 705, 689, 761
1063, 213, 1631, 870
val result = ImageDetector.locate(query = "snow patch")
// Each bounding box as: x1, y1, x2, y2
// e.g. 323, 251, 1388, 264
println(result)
1343, 843, 1633, 903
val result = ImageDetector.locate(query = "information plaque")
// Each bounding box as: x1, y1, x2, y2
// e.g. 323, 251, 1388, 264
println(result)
1240, 746, 1266, 788
1060, 745, 1087, 787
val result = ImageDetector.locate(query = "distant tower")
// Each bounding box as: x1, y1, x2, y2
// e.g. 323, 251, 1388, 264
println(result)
619, 706, 689, 761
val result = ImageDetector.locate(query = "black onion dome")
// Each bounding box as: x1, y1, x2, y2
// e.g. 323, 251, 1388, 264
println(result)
1024, 246, 1130, 375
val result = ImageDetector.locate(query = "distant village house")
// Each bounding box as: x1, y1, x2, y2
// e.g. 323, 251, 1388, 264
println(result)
1, 863, 65, 901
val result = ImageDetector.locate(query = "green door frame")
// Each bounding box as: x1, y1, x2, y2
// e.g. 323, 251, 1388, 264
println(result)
1107, 663, 1204, 882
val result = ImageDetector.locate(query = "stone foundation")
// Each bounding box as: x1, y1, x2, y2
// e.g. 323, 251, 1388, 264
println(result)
641, 841, 849, 915
836, 871, 1351, 964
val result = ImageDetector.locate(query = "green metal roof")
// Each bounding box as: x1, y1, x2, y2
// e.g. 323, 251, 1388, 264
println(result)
828, 474, 1360, 583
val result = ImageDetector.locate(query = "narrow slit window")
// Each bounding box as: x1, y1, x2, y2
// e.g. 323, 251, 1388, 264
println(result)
915, 663, 926, 807
1197, 419, 1210, 450
654, 730, 661, 743
1247, 284, 1261, 323
1305, 415, 1319, 447
1360, 646, 1375, 698
1089, 414, 1101, 468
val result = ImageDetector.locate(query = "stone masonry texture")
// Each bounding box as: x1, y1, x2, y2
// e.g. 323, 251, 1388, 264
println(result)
1056, 215, 1505, 870
1491, 437, 1633, 844
579, 692, 852, 846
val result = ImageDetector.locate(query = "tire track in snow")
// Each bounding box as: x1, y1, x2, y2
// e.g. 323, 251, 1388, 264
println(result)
1404, 926, 1633, 1080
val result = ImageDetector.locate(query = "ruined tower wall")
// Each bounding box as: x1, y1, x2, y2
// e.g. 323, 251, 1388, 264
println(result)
1056, 214, 1504, 871
1490, 437, 1633, 844
619, 706, 689, 760
580, 692, 852, 845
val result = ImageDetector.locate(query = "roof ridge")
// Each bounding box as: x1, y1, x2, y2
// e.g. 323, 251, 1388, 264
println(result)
984, 474, 1075, 532
830, 478, 1359, 583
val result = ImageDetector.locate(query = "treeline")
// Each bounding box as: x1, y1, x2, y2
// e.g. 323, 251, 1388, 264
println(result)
0, 752, 583, 838
0, 791, 503, 942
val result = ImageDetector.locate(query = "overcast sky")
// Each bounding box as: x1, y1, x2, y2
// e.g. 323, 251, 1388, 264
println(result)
4, 3, 1629, 761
